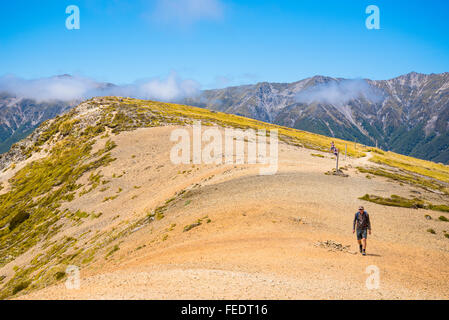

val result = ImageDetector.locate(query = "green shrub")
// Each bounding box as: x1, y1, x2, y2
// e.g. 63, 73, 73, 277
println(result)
427, 228, 436, 234
360, 194, 449, 213
438, 216, 449, 222
58, 120, 78, 136
311, 153, 325, 158
106, 245, 120, 257
367, 148, 385, 155
12, 280, 31, 295
356, 167, 447, 194
428, 205, 449, 213
103, 195, 118, 202
183, 219, 203, 232
359, 194, 424, 209
9, 211, 30, 231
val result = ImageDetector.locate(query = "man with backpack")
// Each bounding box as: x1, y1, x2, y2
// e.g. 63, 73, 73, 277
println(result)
352, 206, 372, 256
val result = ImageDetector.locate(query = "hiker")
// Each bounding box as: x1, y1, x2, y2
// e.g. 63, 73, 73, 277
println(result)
352, 206, 372, 256
330, 141, 338, 156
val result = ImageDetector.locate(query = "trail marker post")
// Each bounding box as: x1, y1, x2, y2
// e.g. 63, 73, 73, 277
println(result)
336, 149, 339, 171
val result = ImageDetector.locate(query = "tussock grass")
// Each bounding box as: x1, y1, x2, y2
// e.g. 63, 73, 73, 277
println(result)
311, 153, 325, 158
359, 194, 425, 209
360, 194, 449, 213
183, 221, 202, 232
183, 216, 210, 232
12, 280, 30, 295
369, 153, 449, 185
106, 245, 120, 258
357, 166, 448, 195
103, 195, 118, 202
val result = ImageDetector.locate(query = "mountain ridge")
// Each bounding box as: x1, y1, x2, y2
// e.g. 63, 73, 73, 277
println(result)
1, 72, 448, 163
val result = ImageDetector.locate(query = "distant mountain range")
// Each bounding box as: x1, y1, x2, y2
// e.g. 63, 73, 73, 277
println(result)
0, 94, 75, 154
186, 72, 449, 164
1, 72, 448, 163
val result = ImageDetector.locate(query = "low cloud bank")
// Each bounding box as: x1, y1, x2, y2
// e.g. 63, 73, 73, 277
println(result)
0, 73, 201, 103
296, 79, 384, 106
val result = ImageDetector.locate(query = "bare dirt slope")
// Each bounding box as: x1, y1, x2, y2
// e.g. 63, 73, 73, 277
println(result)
15, 126, 449, 299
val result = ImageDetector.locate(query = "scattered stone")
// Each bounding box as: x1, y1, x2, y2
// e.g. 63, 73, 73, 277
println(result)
290, 217, 306, 224
325, 169, 349, 177
315, 240, 356, 254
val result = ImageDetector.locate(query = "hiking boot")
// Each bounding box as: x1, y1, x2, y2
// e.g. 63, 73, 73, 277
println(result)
362, 249, 366, 256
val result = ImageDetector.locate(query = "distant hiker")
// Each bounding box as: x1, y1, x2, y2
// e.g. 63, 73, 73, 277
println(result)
352, 206, 372, 256
330, 141, 338, 156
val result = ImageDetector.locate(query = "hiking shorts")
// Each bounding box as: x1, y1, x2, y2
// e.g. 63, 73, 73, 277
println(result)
356, 229, 368, 240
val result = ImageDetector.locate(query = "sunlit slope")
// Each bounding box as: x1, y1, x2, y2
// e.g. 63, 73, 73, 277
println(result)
118, 97, 449, 184
3, 96, 448, 180
0, 96, 447, 299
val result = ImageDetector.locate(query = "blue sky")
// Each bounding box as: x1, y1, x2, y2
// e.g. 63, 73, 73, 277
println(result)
1, 0, 448, 89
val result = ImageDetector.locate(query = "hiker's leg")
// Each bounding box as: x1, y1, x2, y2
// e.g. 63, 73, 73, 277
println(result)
356, 230, 363, 246
362, 238, 367, 250
356, 230, 363, 252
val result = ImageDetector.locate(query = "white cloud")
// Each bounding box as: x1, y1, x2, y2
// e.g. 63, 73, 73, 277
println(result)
152, 0, 224, 25
108, 72, 201, 101
0, 73, 201, 103
295, 79, 384, 106
141, 73, 200, 101
0, 74, 98, 102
